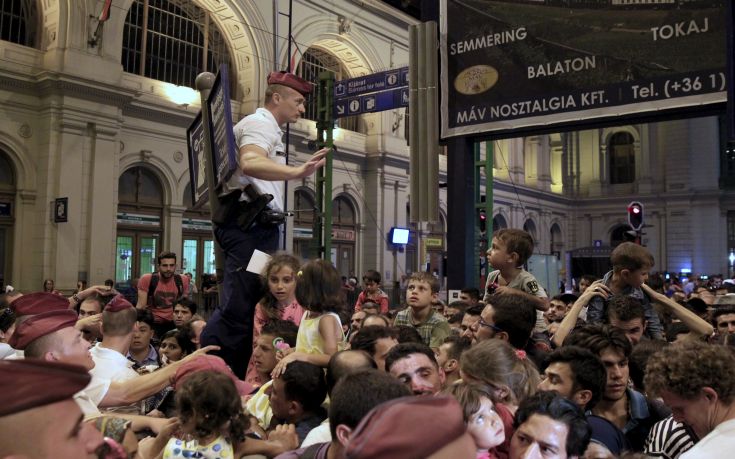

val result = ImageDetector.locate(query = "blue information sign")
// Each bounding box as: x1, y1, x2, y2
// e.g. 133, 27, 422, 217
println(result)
334, 67, 409, 99
334, 87, 409, 118
206, 65, 239, 188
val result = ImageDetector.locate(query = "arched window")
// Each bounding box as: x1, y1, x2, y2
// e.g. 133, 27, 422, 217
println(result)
0, 0, 38, 48
609, 132, 635, 184
122, 0, 236, 94
294, 189, 315, 227
0, 150, 16, 288
610, 224, 632, 248
492, 214, 508, 233
331, 196, 357, 278
292, 189, 316, 260
523, 219, 537, 243
298, 47, 365, 133
550, 223, 563, 258
116, 167, 165, 284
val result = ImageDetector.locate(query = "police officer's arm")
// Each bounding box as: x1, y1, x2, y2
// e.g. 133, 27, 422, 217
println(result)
641, 283, 714, 337
239, 145, 328, 180
100, 346, 218, 406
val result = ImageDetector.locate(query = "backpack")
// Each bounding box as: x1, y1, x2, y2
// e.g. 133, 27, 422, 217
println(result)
147, 273, 184, 306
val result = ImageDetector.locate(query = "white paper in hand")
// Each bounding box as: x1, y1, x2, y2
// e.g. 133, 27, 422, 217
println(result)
246, 249, 272, 275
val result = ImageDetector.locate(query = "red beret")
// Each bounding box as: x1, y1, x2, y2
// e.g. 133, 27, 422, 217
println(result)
267, 71, 312, 95
345, 396, 467, 459
9, 292, 69, 317
8, 309, 78, 350
0, 359, 90, 416
174, 355, 253, 396
104, 295, 134, 313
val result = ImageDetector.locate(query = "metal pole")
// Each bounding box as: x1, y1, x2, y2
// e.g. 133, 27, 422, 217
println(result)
315, 71, 334, 261
195, 72, 225, 304
282, 0, 294, 250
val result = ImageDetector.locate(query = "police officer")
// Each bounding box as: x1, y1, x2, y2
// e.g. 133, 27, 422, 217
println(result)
201, 71, 327, 377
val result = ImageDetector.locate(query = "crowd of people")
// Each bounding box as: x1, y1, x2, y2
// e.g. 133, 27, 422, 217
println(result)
3, 71, 735, 459
2, 226, 735, 458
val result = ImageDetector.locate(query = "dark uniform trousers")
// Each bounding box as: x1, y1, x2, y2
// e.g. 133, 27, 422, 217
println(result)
200, 218, 279, 378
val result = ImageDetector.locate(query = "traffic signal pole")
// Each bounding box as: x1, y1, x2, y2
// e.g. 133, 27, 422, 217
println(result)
314, 72, 335, 260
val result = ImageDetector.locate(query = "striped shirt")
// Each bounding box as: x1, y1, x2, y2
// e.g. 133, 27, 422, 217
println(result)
644, 415, 696, 459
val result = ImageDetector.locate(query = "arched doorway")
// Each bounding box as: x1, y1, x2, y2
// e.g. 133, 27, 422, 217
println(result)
550, 223, 563, 258
293, 189, 316, 260
331, 196, 357, 278
0, 151, 15, 288
492, 214, 508, 233
181, 182, 215, 304
115, 166, 165, 286
610, 224, 632, 248
523, 219, 538, 243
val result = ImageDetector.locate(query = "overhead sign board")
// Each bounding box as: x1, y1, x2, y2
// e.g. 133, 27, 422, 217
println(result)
440, 0, 727, 138
334, 67, 409, 99
334, 87, 409, 118
206, 64, 238, 188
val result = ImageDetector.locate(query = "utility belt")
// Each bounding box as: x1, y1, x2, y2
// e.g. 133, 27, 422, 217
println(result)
212, 184, 285, 231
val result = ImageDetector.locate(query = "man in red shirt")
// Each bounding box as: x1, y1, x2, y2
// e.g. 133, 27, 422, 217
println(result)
136, 251, 189, 338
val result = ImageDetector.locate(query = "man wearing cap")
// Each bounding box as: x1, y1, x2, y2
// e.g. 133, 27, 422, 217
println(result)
0, 359, 105, 458
201, 70, 327, 378
9, 308, 215, 417
90, 295, 140, 383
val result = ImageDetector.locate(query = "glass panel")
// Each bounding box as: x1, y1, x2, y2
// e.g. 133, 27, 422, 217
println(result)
115, 236, 134, 284
139, 236, 158, 276
118, 169, 138, 203
203, 239, 215, 274
182, 239, 198, 282
138, 168, 164, 205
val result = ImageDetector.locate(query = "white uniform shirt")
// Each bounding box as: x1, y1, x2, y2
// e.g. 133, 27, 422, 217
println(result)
227, 108, 286, 211
90, 343, 139, 382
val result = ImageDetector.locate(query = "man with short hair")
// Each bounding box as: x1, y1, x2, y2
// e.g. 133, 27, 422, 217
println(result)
0, 359, 105, 458
444, 300, 468, 319
509, 391, 591, 459
566, 324, 669, 451
266, 361, 328, 443
606, 295, 648, 345
90, 295, 140, 383
300, 350, 379, 448
136, 251, 189, 338
645, 341, 735, 458
201, 71, 327, 379
460, 304, 483, 342
546, 294, 574, 324
350, 325, 398, 371
172, 298, 197, 328
459, 287, 480, 305
127, 308, 159, 370
77, 294, 103, 343
277, 369, 410, 458
713, 305, 735, 337
348, 310, 366, 338
385, 342, 445, 396
538, 346, 629, 456
7, 308, 212, 417
435, 335, 471, 386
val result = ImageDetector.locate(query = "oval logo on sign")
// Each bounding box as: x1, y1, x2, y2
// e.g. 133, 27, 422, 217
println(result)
454, 65, 499, 95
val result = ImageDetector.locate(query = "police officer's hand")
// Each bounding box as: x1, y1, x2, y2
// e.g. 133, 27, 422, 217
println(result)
296, 148, 328, 177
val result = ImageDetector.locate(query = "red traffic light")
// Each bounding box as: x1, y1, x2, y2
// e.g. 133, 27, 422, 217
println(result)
627, 201, 644, 231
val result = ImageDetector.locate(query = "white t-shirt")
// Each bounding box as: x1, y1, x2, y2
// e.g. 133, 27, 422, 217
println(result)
227, 108, 286, 211
74, 376, 111, 418
90, 343, 139, 382
680, 418, 735, 459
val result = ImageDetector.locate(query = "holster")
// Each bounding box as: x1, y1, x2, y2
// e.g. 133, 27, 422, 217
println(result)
212, 185, 280, 232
